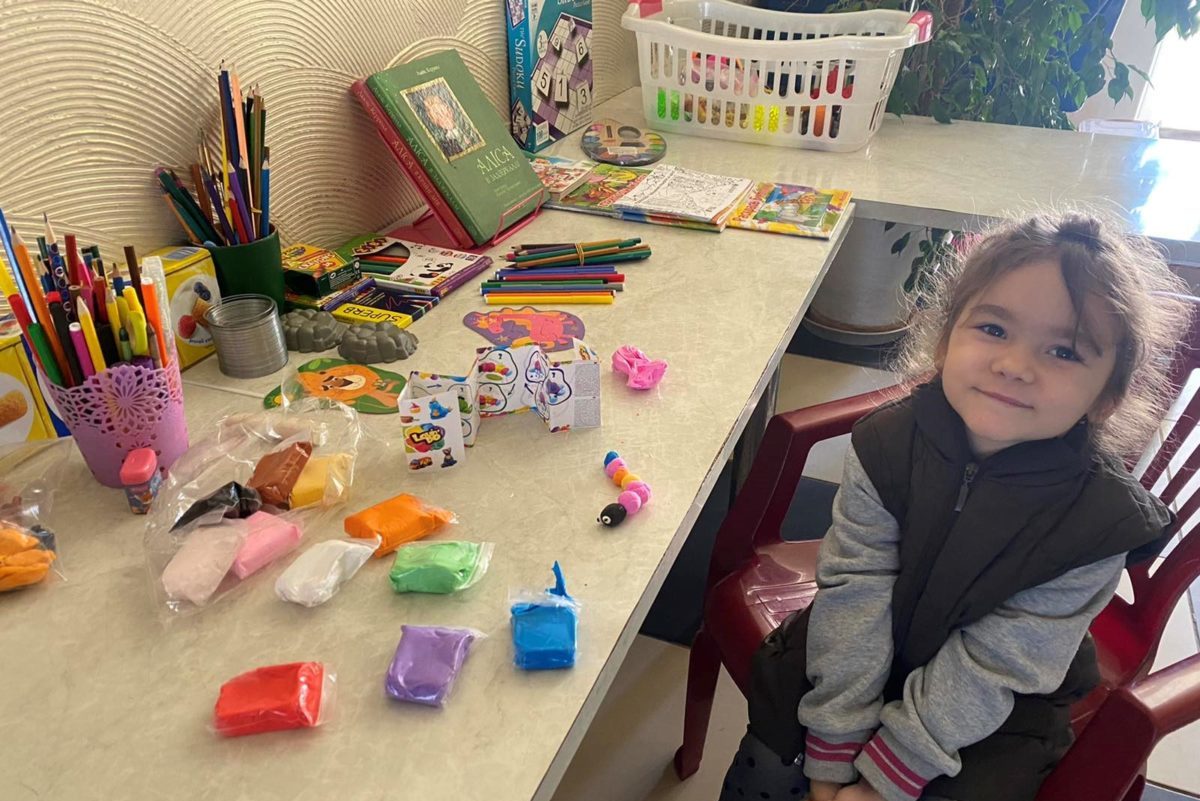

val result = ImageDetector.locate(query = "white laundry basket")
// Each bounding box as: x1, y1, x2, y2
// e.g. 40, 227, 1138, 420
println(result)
621, 0, 933, 152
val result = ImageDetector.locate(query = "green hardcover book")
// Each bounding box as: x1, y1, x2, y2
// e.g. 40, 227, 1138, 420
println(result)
365, 50, 546, 246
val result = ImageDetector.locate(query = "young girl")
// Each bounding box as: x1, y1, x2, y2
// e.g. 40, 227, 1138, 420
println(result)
721, 212, 1191, 801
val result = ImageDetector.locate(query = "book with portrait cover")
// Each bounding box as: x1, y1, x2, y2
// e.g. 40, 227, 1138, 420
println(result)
357, 50, 545, 246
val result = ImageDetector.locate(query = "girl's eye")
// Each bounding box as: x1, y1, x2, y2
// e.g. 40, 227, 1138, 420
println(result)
1050, 345, 1083, 362
977, 323, 1005, 338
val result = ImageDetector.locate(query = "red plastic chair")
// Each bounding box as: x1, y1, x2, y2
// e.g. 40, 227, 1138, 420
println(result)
675, 299, 1200, 801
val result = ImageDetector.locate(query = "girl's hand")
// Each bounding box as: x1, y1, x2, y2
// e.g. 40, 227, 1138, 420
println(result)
834, 780, 886, 801
808, 780, 841, 801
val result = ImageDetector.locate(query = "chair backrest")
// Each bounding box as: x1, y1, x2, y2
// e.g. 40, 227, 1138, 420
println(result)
1095, 294, 1200, 683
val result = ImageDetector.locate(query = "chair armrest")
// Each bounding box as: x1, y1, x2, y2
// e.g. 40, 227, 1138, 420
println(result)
1133, 651, 1200, 735
1037, 652, 1200, 801
705, 384, 905, 586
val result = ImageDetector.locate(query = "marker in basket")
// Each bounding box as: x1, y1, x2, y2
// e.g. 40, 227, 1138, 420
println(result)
118, 327, 133, 362
7, 294, 63, 386
77, 305, 108, 372
129, 308, 149, 357
147, 324, 163, 368
123, 246, 144, 307
105, 287, 122, 351
69, 322, 96, 378
47, 292, 83, 386
140, 277, 171, 367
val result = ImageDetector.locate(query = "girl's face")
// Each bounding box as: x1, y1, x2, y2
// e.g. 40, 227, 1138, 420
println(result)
940, 258, 1120, 458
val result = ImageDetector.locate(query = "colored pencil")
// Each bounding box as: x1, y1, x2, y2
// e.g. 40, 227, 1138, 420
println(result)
11, 227, 67, 375
259, 151, 271, 237
203, 170, 236, 244
227, 188, 250, 244
7, 294, 51, 379
190, 163, 214, 225
123, 245, 144, 308
484, 293, 613, 305
509, 239, 643, 262
160, 193, 202, 245
0, 208, 30, 313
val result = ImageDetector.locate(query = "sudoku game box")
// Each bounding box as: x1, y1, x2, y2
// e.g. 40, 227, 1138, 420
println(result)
505, 0, 594, 152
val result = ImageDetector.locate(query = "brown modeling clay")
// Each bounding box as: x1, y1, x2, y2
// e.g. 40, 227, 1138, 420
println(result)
247, 442, 313, 509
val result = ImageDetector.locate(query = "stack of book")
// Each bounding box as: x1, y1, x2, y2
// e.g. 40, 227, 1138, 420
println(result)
335, 235, 493, 298
539, 158, 853, 240
352, 50, 546, 250
481, 238, 649, 305
330, 280, 439, 329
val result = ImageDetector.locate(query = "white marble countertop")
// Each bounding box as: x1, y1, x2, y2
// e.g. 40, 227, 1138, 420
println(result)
1, 210, 848, 801
574, 88, 1200, 264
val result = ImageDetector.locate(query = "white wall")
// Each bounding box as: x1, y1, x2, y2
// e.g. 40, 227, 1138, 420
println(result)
0, 0, 640, 254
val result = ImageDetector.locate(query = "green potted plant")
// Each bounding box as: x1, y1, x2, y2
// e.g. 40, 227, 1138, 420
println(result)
806, 0, 1198, 344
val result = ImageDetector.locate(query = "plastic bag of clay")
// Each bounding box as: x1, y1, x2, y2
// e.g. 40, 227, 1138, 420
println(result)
385, 625, 485, 707
213, 661, 336, 737
144, 401, 361, 615
275, 536, 380, 607
510, 562, 579, 670
343, 493, 457, 558
388, 541, 493, 594
0, 439, 70, 592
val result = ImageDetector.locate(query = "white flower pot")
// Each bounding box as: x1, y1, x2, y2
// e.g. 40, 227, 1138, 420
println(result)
806, 217, 923, 344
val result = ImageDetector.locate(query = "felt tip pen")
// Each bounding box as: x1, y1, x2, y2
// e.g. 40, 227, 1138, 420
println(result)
47, 292, 83, 385
69, 322, 95, 378
118, 327, 133, 362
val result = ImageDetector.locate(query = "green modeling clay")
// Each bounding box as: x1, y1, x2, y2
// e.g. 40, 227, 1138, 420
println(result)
388, 541, 494, 594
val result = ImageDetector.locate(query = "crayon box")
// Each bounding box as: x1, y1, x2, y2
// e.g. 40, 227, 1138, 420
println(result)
0, 331, 58, 444
505, 0, 594, 152
148, 245, 222, 370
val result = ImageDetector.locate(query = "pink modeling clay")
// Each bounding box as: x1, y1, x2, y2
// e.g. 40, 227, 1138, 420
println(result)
232, 511, 303, 579
611, 345, 667, 390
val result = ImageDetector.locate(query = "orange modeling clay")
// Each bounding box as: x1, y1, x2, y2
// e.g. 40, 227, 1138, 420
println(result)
343, 494, 455, 557
0, 527, 56, 592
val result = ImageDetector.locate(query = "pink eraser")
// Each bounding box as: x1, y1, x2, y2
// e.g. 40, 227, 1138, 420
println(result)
232, 511, 303, 580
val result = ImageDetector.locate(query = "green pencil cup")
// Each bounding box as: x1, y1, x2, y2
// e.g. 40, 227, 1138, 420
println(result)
206, 228, 285, 312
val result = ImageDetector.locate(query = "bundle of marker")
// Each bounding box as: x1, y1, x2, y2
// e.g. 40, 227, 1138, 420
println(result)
481, 238, 650, 306
157, 64, 270, 247
0, 206, 174, 388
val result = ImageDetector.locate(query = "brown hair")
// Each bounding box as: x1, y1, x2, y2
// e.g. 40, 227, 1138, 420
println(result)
899, 211, 1193, 458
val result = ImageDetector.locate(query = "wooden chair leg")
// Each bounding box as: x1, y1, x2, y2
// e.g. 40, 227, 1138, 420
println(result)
675, 625, 722, 780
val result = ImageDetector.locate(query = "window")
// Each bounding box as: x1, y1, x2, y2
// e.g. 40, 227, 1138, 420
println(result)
1138, 30, 1200, 132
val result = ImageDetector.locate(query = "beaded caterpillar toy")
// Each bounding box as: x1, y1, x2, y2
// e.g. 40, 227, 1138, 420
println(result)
598, 451, 652, 527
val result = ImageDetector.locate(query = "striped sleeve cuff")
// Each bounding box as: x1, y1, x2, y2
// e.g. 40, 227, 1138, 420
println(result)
854, 730, 938, 801
802, 730, 870, 784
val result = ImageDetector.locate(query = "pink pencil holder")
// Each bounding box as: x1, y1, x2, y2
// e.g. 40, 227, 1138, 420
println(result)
46, 362, 189, 488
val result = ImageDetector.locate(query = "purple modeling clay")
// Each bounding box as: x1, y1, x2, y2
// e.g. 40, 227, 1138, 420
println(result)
385, 625, 482, 707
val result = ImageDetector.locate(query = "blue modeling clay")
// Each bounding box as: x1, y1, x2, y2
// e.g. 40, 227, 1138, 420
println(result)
511, 561, 578, 670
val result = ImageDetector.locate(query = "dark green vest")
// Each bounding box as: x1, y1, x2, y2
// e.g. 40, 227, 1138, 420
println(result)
748, 381, 1169, 799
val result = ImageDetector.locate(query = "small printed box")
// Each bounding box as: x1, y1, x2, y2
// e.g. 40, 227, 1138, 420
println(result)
506, 0, 593, 152
281, 243, 362, 298
0, 332, 57, 445
477, 339, 599, 432
151, 245, 221, 371
397, 371, 479, 472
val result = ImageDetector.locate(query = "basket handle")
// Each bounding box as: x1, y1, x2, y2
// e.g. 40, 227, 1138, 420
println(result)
907, 10, 933, 43
629, 0, 664, 17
